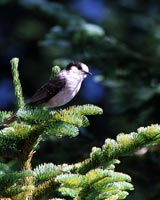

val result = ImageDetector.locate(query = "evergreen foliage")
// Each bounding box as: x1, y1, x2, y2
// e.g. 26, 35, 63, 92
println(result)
0, 58, 160, 199
1, 1, 160, 199
10, 58, 25, 109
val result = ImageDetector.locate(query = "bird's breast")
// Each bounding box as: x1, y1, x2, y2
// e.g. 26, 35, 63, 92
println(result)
46, 77, 82, 108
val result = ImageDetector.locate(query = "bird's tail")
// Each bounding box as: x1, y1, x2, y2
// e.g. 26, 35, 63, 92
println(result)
0, 113, 17, 127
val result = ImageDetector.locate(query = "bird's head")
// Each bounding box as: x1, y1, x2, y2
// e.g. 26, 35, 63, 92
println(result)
66, 61, 91, 79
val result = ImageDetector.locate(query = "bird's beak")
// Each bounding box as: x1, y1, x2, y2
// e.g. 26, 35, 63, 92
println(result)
85, 71, 92, 75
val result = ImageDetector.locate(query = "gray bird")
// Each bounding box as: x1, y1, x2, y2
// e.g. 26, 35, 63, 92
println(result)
0, 61, 91, 126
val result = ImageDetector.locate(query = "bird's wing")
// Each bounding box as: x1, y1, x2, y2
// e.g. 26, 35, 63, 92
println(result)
27, 74, 66, 106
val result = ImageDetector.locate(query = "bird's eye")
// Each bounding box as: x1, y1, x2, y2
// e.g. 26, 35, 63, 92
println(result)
77, 65, 82, 70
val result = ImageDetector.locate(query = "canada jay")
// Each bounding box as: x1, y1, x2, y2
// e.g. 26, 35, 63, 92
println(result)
0, 61, 91, 126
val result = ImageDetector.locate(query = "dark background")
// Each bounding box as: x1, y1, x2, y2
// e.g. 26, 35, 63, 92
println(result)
1, 0, 160, 199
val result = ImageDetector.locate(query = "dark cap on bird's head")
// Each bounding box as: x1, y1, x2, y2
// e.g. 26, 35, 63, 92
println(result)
66, 61, 82, 70
66, 61, 91, 75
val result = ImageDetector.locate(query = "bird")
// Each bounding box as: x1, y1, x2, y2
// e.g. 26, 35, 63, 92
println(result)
0, 61, 91, 126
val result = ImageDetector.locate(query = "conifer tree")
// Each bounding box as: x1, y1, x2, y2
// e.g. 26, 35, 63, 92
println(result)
0, 58, 160, 200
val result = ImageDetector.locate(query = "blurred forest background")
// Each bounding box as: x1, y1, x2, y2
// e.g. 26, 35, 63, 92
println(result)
0, 0, 160, 199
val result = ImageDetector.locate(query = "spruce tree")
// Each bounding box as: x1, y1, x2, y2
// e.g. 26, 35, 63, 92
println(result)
0, 58, 160, 199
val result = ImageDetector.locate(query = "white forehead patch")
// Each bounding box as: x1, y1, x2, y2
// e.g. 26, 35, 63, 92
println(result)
81, 63, 89, 73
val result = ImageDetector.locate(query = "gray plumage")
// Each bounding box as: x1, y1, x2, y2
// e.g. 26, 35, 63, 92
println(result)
0, 61, 91, 126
